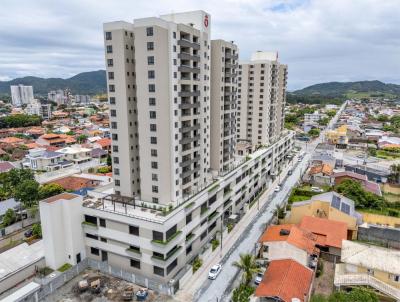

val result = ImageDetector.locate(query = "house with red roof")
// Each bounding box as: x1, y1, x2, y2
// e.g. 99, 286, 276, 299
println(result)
258, 224, 319, 268
255, 259, 313, 302
299, 215, 348, 256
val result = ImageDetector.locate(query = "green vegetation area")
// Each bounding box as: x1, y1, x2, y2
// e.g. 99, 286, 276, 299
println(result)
287, 93, 344, 105
0, 114, 42, 128
0, 169, 65, 227
311, 287, 378, 302
336, 179, 400, 217
192, 257, 203, 273
57, 263, 72, 272
288, 185, 331, 204
376, 147, 400, 160
230, 253, 261, 302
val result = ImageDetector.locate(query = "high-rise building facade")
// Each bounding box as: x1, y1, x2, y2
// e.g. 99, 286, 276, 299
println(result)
104, 11, 212, 205
210, 40, 238, 174
237, 51, 288, 148
10, 84, 34, 106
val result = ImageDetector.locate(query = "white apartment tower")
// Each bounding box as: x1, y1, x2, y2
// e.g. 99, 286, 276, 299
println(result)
210, 40, 238, 173
10, 84, 34, 106
104, 11, 211, 205
237, 51, 288, 147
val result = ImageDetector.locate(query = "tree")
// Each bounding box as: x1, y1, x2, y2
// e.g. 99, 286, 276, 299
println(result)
326, 110, 337, 118
232, 253, 261, 285
308, 128, 320, 137
14, 179, 39, 208
318, 117, 330, 126
389, 164, 400, 184
2, 208, 16, 226
38, 183, 65, 200
231, 284, 255, 302
285, 114, 299, 124
77, 134, 88, 143
335, 179, 384, 209
311, 288, 378, 302
107, 154, 112, 167
32, 223, 42, 238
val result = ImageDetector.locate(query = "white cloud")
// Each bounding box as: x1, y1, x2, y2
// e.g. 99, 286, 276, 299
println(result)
0, 0, 399, 89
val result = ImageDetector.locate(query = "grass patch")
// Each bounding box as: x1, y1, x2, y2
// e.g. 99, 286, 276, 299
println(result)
58, 263, 72, 272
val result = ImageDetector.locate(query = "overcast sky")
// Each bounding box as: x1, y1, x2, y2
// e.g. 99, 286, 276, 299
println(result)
1, 0, 399, 90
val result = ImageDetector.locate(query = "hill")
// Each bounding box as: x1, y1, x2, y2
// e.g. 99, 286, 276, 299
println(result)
293, 80, 400, 98
0, 70, 107, 95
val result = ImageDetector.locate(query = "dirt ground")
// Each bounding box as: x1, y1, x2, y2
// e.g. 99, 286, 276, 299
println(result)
42, 269, 178, 302
312, 259, 335, 296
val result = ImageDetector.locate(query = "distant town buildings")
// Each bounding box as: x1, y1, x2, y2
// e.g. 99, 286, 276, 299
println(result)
25, 99, 52, 119
10, 84, 34, 106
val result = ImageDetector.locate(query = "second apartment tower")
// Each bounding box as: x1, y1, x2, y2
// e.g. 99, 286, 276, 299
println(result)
105, 11, 239, 205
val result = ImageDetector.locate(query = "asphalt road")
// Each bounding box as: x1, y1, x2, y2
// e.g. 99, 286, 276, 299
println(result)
194, 104, 346, 302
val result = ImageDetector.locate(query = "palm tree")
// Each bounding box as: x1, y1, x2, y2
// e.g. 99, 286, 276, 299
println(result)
232, 253, 261, 285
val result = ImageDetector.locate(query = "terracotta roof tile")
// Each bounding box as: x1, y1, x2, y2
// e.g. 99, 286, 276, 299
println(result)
299, 216, 347, 249
259, 224, 319, 254
255, 259, 313, 301
49, 176, 100, 191
0, 137, 24, 144
95, 138, 111, 148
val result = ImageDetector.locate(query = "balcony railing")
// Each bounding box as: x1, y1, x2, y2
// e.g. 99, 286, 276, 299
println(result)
334, 264, 400, 300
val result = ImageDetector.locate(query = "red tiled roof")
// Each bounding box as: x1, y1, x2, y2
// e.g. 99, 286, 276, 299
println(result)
49, 176, 99, 191
333, 171, 381, 196
0, 137, 24, 144
259, 224, 318, 254
299, 216, 347, 249
95, 138, 111, 148
309, 163, 333, 176
255, 259, 313, 301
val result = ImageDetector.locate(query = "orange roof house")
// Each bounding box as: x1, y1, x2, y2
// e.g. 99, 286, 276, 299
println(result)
49, 176, 101, 191
0, 137, 24, 144
299, 216, 347, 253
258, 224, 319, 267
309, 163, 333, 176
255, 259, 313, 302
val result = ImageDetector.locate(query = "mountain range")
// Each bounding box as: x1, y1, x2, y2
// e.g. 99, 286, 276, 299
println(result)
0, 70, 106, 95
293, 80, 400, 98
1, 70, 399, 99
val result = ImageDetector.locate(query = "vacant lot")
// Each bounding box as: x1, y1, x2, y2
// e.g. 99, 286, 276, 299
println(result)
43, 269, 177, 302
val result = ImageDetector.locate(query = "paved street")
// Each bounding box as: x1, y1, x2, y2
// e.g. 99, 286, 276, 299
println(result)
188, 104, 345, 302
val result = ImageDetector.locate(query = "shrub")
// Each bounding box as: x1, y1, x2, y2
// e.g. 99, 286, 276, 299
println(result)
57, 263, 72, 272
192, 257, 203, 273
211, 239, 220, 251
316, 260, 324, 278
32, 223, 42, 238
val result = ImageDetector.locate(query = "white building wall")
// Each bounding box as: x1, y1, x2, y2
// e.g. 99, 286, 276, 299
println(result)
263, 241, 309, 267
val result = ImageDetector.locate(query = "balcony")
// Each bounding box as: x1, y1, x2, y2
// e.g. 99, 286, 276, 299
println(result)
179, 101, 200, 110
181, 166, 200, 178
151, 231, 182, 246
225, 53, 238, 60
178, 52, 200, 62
180, 124, 200, 133
224, 91, 235, 96
334, 264, 400, 301
180, 155, 201, 167
180, 134, 200, 145
179, 90, 201, 97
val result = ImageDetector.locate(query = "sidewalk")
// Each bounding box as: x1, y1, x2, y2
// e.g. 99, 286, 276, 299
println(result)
174, 160, 294, 301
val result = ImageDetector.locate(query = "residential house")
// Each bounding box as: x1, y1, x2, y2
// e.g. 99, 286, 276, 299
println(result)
255, 259, 313, 302
258, 224, 319, 267
36, 134, 74, 147
57, 145, 92, 165
334, 240, 400, 301
49, 176, 101, 192
378, 136, 400, 149
92, 138, 111, 153
0, 137, 24, 145
299, 215, 348, 256
286, 192, 361, 239
308, 163, 333, 186
333, 171, 382, 196
24, 148, 73, 171
326, 125, 348, 148
344, 164, 389, 183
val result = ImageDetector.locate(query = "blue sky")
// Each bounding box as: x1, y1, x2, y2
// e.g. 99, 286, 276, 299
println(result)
0, 0, 399, 90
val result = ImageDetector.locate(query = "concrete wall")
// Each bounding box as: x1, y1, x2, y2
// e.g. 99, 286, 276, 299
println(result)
356, 266, 400, 289
361, 212, 400, 228
263, 241, 309, 267
0, 257, 45, 295
358, 224, 400, 249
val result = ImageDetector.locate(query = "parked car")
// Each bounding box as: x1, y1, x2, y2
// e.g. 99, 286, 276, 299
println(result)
274, 186, 281, 192
24, 229, 33, 238
255, 272, 264, 285
311, 186, 324, 193
208, 264, 222, 280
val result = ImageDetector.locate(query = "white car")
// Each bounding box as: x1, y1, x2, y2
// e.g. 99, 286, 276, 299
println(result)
208, 264, 222, 280
274, 186, 281, 192
255, 272, 264, 285
311, 186, 324, 193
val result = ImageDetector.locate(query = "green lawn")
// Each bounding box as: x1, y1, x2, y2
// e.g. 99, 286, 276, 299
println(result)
376, 150, 400, 160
